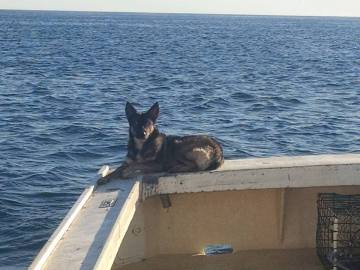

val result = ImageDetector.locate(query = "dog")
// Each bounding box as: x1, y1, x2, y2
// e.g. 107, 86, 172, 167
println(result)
98, 102, 224, 184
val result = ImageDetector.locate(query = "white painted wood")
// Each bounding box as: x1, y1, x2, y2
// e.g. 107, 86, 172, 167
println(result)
30, 154, 360, 270
143, 154, 360, 197
34, 180, 139, 270
93, 182, 140, 270
219, 154, 360, 170
29, 185, 94, 270
112, 206, 145, 268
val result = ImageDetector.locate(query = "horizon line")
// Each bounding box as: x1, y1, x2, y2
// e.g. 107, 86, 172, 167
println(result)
1, 8, 360, 19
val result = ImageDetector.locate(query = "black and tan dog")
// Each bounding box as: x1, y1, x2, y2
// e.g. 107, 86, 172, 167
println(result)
98, 102, 224, 184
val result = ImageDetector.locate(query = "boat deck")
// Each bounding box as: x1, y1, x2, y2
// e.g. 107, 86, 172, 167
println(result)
29, 154, 360, 270
118, 248, 323, 270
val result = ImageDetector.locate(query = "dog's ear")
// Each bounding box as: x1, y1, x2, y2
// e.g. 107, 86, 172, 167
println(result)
146, 102, 160, 122
125, 102, 137, 121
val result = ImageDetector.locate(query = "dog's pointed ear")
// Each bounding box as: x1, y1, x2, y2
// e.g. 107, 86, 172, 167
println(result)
147, 102, 160, 122
125, 102, 137, 120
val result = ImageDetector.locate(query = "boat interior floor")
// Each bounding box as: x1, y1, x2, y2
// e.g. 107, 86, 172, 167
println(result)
116, 248, 324, 270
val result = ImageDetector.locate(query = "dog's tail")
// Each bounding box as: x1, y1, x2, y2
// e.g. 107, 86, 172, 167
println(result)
207, 138, 224, 171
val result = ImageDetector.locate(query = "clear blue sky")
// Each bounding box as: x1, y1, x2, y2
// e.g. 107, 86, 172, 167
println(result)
0, 0, 360, 17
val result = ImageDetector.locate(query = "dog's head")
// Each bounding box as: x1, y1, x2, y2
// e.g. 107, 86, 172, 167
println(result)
125, 102, 159, 140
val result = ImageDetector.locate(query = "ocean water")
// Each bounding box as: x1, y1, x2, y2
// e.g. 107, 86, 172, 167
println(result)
0, 10, 359, 268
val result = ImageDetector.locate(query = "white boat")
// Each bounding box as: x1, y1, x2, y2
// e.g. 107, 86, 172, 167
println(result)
29, 154, 360, 270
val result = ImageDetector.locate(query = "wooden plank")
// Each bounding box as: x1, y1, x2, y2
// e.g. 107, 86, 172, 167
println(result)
30, 154, 360, 270
219, 154, 360, 170
143, 154, 360, 198
93, 181, 140, 270
41, 180, 139, 270
29, 185, 94, 270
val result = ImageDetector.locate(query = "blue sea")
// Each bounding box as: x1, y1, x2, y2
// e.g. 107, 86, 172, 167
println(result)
0, 10, 359, 268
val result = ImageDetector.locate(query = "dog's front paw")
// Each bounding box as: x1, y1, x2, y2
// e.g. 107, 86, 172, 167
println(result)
97, 175, 111, 185
120, 166, 132, 178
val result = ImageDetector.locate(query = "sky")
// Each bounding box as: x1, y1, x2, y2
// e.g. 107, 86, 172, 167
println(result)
0, 0, 360, 17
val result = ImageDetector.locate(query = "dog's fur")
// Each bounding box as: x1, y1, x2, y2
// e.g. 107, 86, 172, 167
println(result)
98, 102, 224, 184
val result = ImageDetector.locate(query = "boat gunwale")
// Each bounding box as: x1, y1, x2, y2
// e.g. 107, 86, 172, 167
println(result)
143, 154, 360, 198
29, 185, 95, 270
29, 153, 360, 270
